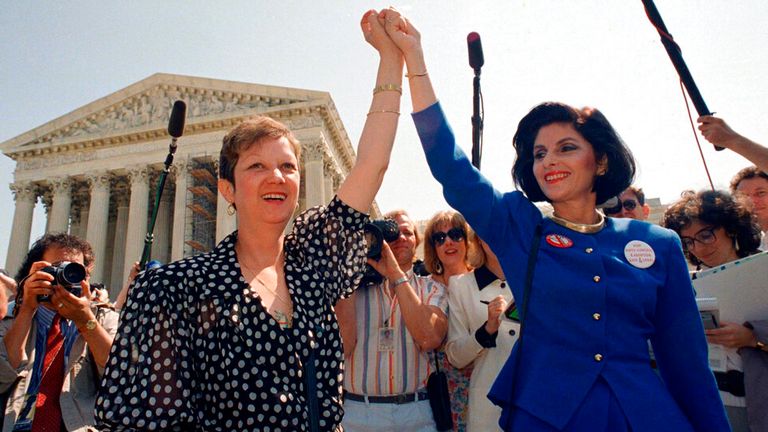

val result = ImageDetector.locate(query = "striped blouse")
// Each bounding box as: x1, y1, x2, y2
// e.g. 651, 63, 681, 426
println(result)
343, 271, 448, 395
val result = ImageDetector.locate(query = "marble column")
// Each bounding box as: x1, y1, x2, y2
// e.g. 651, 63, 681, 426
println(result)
48, 177, 72, 233
6, 182, 37, 274
303, 140, 325, 208
152, 189, 172, 264
74, 206, 89, 239
171, 160, 189, 261
110, 193, 129, 295
41, 192, 52, 234
85, 172, 111, 283
123, 167, 150, 278
323, 159, 336, 203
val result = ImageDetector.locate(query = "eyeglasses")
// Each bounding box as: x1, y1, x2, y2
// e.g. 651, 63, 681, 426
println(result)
680, 227, 717, 250
430, 227, 466, 246
604, 199, 638, 214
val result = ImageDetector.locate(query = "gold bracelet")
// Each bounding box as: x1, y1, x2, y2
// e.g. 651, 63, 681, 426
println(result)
373, 83, 402, 95
405, 71, 428, 78
367, 110, 400, 116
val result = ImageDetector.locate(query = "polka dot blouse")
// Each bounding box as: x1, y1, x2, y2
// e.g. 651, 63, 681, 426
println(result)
96, 197, 368, 431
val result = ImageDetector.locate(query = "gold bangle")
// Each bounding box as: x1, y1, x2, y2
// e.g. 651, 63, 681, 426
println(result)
367, 110, 400, 116
405, 71, 428, 78
373, 83, 402, 95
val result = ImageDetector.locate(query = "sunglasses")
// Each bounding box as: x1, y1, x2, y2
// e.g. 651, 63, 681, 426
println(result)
605, 199, 638, 214
430, 227, 466, 246
680, 227, 717, 251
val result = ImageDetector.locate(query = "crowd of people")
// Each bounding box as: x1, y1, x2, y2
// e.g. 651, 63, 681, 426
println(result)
0, 7, 767, 432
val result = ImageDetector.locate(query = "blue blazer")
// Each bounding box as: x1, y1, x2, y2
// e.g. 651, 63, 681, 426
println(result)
412, 103, 730, 431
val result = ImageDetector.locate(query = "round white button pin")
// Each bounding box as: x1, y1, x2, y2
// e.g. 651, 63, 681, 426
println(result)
624, 240, 655, 269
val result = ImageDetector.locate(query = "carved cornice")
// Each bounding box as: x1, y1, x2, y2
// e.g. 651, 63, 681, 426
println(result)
5, 81, 311, 161
16, 151, 97, 171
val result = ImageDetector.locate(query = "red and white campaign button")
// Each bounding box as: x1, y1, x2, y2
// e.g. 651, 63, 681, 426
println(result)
546, 233, 573, 248
624, 240, 655, 268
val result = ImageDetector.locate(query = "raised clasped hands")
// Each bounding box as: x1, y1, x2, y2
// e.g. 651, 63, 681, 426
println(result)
361, 8, 422, 61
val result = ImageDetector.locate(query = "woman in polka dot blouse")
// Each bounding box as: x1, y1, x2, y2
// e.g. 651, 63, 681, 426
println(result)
95, 10, 404, 432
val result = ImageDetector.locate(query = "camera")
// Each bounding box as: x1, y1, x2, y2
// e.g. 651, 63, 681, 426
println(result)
37, 261, 86, 302
360, 218, 401, 286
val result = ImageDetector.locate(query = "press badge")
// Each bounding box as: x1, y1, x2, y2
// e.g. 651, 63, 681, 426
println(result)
378, 327, 395, 352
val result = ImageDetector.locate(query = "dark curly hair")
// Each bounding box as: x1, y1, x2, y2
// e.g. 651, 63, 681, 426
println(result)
661, 190, 761, 267
512, 102, 636, 205
14, 232, 94, 286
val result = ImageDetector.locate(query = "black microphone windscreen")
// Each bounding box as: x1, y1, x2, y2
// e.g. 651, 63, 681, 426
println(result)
168, 101, 187, 138
467, 32, 484, 71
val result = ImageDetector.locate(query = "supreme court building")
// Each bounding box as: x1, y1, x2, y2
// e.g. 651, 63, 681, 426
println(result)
1, 73, 375, 296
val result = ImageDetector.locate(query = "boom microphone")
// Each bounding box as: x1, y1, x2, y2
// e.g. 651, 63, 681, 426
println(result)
468, 32, 484, 169
139, 100, 187, 268
168, 100, 187, 138
467, 32, 484, 73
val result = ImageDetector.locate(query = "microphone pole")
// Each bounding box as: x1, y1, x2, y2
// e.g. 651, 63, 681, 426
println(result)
468, 32, 484, 169
641, 0, 722, 151
140, 100, 187, 268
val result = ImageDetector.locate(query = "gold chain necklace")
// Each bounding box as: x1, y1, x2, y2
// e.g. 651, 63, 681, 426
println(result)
548, 211, 606, 234
238, 257, 293, 328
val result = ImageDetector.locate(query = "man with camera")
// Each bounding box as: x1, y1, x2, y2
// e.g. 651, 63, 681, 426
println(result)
0, 233, 118, 432
337, 210, 449, 432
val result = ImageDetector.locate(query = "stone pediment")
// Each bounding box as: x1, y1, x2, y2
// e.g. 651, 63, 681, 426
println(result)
1, 73, 340, 159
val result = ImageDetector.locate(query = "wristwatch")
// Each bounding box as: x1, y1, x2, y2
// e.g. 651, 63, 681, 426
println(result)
83, 319, 98, 331
756, 340, 768, 352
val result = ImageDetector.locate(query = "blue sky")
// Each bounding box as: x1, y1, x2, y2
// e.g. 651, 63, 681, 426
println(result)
1, 1, 767, 269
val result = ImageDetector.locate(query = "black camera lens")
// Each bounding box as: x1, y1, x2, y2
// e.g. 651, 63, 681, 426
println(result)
58, 261, 86, 286
37, 261, 87, 302
363, 218, 400, 259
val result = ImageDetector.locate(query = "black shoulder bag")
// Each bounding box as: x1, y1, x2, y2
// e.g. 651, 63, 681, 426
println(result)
509, 224, 543, 401
427, 351, 453, 431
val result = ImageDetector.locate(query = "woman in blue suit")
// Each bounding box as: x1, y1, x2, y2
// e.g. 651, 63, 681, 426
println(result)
371, 7, 730, 431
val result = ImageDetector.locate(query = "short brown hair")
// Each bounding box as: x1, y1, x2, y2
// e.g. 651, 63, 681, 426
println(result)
219, 116, 301, 184
730, 166, 768, 193
423, 210, 481, 275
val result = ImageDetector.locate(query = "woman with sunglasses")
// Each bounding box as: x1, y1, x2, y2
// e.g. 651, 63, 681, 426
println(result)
445, 239, 519, 432
422, 210, 479, 432
662, 190, 766, 431
371, 7, 728, 431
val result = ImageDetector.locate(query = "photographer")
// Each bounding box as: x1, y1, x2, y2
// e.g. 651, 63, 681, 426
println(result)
0, 233, 118, 432
337, 210, 448, 432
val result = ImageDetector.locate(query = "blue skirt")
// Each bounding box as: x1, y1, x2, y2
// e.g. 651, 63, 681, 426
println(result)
502, 377, 631, 432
